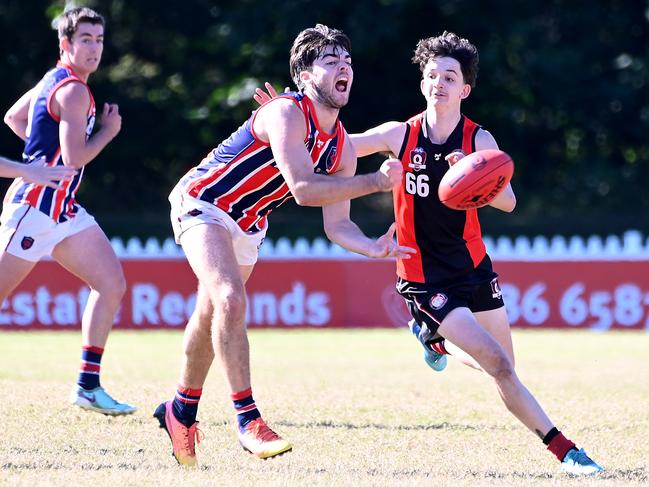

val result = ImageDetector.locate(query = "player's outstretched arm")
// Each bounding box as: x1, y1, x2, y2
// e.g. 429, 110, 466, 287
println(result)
255, 101, 401, 206
251, 83, 406, 161
349, 122, 406, 158
4, 88, 34, 141
0, 156, 76, 188
474, 129, 516, 212
54, 82, 121, 168
321, 140, 415, 258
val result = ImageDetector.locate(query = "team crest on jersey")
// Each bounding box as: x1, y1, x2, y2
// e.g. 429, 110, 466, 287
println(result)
434, 153, 442, 161
490, 278, 503, 299
21, 236, 35, 250
429, 293, 448, 310
408, 147, 427, 171
326, 146, 337, 170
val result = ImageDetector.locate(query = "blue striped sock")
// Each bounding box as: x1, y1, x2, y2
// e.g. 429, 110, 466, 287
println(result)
231, 388, 261, 432
77, 346, 103, 390
172, 385, 202, 427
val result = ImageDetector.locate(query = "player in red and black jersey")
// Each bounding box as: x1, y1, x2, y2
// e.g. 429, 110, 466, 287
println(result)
350, 32, 602, 475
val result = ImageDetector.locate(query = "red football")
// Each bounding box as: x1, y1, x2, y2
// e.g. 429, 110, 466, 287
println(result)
438, 149, 514, 210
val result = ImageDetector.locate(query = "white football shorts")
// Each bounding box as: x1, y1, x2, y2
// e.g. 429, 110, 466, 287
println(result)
169, 189, 266, 266
0, 203, 98, 262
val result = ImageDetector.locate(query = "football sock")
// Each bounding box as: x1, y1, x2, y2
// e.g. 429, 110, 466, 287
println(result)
172, 385, 202, 427
430, 340, 449, 355
543, 427, 577, 461
232, 388, 261, 432
77, 345, 103, 390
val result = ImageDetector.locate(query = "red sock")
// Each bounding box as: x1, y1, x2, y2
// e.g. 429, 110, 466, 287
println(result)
544, 428, 576, 461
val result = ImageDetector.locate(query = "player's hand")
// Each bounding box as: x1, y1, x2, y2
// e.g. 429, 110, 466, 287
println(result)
253, 82, 289, 106
22, 163, 76, 188
366, 222, 417, 259
375, 157, 403, 191
100, 102, 122, 139
445, 149, 466, 167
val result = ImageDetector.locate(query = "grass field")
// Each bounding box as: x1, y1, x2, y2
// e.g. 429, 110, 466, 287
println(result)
1, 329, 648, 486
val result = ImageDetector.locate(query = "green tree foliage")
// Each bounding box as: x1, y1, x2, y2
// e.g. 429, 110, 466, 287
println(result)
1, 0, 647, 237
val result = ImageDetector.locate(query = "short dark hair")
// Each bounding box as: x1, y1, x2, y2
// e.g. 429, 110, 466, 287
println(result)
289, 24, 351, 90
57, 7, 105, 41
412, 31, 479, 87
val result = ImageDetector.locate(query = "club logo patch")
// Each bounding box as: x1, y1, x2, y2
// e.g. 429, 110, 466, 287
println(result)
21, 236, 34, 250
490, 278, 503, 299
326, 146, 337, 169
429, 293, 448, 310
408, 147, 427, 171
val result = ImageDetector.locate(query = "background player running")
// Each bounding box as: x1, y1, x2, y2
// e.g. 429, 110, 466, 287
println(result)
1, 7, 135, 416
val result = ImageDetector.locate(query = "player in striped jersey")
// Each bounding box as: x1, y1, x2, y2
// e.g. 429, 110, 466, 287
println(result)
349, 32, 602, 475
0, 7, 135, 416
154, 24, 414, 466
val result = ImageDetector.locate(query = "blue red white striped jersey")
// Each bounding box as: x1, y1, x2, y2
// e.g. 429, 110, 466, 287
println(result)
395, 112, 493, 285
174, 92, 344, 233
3, 62, 95, 223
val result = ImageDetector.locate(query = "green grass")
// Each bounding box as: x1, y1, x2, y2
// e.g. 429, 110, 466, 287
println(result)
1, 329, 648, 486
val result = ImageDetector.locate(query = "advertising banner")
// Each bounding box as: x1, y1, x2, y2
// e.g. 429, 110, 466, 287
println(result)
1, 259, 648, 330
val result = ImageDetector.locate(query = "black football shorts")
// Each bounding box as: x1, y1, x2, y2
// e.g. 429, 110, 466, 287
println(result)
396, 274, 504, 338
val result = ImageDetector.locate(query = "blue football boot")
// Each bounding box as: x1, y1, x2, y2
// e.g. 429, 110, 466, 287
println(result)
407, 320, 448, 372
560, 448, 603, 475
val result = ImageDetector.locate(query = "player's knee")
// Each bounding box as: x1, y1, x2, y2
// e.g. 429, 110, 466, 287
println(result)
215, 284, 247, 322
485, 351, 514, 383
104, 269, 127, 303
88, 265, 126, 303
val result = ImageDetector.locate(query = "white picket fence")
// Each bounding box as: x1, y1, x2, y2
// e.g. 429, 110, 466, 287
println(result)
112, 230, 649, 261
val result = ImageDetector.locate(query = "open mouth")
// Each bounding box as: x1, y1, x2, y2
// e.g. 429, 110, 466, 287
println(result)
335, 78, 348, 92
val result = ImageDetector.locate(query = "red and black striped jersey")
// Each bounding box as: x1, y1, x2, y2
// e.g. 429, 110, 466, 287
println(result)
174, 92, 344, 233
4, 63, 94, 222
394, 112, 493, 284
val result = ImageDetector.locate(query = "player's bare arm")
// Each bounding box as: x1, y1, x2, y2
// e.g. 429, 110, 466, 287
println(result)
474, 129, 516, 212
0, 156, 76, 188
251, 83, 407, 160
3, 88, 34, 141
53, 81, 121, 168
322, 134, 415, 259
255, 99, 401, 206
349, 121, 407, 158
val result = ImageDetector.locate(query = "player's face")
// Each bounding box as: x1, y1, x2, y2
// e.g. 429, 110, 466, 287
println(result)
420, 57, 470, 108
61, 22, 104, 77
303, 46, 353, 109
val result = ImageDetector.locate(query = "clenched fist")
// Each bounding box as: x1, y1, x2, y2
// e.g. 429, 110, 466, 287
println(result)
375, 158, 403, 191
100, 102, 122, 140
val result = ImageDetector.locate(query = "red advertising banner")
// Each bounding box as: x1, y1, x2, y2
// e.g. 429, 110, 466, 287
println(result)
1, 259, 648, 330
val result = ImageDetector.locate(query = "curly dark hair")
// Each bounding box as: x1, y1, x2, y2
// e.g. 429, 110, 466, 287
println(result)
289, 24, 351, 90
412, 31, 479, 87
